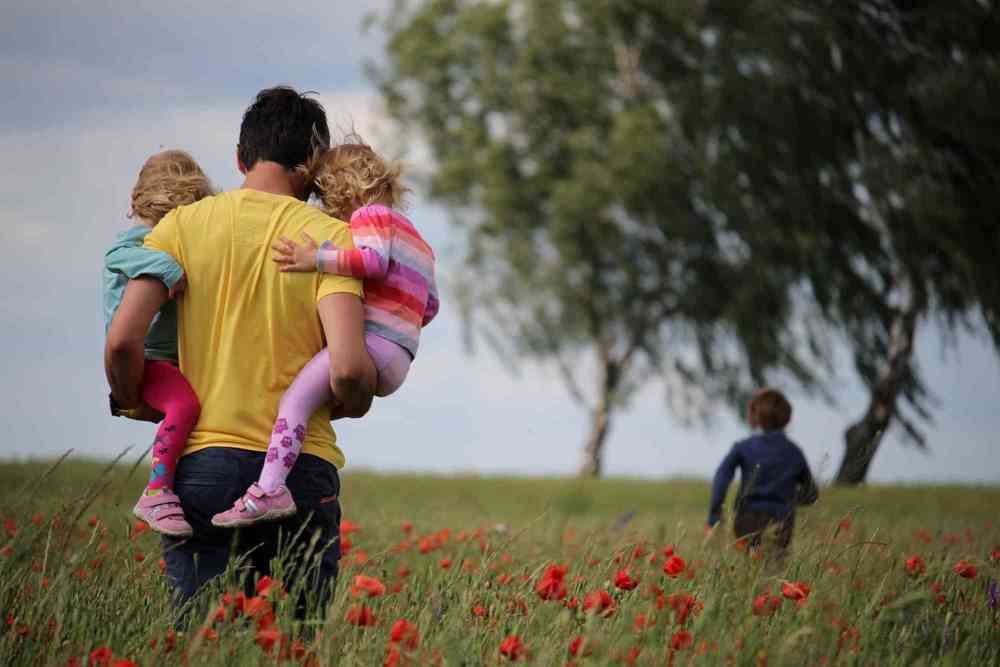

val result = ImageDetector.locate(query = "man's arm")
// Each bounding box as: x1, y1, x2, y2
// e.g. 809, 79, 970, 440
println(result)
317, 293, 376, 419
105, 277, 168, 409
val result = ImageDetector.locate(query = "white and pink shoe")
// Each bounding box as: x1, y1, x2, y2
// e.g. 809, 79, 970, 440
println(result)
133, 491, 193, 538
211, 483, 297, 528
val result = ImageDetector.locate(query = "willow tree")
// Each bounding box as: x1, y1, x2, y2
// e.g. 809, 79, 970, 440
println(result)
373, 0, 823, 477
613, 0, 1000, 483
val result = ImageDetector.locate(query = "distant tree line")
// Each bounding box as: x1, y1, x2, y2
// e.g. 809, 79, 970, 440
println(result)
373, 0, 1000, 481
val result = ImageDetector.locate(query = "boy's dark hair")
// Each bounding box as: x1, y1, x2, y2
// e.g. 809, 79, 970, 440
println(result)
748, 388, 792, 430
238, 86, 330, 171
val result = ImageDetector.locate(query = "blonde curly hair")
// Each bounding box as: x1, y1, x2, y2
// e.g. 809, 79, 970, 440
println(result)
130, 150, 213, 226
304, 136, 408, 221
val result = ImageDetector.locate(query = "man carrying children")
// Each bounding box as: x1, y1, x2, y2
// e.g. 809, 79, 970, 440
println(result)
104, 86, 376, 615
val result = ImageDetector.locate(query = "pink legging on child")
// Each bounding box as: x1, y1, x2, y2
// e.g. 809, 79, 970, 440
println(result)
257, 334, 411, 493
142, 360, 200, 493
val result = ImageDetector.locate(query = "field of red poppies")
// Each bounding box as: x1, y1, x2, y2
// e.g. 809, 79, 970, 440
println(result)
1, 459, 998, 666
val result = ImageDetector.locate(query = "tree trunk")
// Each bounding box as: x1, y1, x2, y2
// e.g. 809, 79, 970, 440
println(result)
579, 393, 612, 478
578, 353, 619, 478
835, 284, 922, 485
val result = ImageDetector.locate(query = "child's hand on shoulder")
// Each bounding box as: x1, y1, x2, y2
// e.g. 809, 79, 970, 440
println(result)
272, 233, 319, 273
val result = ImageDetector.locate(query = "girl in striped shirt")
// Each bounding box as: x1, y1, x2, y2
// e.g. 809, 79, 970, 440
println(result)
213, 139, 438, 527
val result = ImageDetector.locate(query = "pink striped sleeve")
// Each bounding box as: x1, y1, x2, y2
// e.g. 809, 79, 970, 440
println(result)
315, 208, 393, 279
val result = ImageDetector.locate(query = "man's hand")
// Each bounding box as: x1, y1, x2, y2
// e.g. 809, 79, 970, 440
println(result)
272, 233, 320, 272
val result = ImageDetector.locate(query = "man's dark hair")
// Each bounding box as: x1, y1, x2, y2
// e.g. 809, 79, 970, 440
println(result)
238, 86, 330, 171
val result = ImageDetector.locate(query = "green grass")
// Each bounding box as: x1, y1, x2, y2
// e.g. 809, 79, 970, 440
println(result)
1, 456, 998, 665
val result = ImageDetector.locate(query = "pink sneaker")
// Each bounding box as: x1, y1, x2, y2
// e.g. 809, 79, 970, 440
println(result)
211, 484, 297, 528
133, 491, 193, 538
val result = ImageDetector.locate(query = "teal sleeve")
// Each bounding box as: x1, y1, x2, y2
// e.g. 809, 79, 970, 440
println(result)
104, 244, 184, 289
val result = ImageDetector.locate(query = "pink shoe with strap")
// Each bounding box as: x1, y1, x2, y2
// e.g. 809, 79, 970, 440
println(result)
211, 483, 297, 528
133, 491, 193, 538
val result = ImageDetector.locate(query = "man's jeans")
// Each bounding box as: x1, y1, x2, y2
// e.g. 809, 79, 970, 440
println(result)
161, 448, 341, 619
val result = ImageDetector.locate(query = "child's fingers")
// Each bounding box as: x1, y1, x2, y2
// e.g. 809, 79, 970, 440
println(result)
301, 232, 318, 248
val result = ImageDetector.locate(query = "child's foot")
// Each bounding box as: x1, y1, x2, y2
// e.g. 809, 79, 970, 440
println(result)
133, 491, 193, 538
211, 484, 297, 528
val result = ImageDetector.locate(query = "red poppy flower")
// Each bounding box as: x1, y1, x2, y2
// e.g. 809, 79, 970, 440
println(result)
781, 581, 811, 601
255, 626, 282, 653
752, 593, 782, 616
499, 635, 525, 661
352, 574, 387, 598
667, 592, 700, 625
536, 564, 568, 600
905, 555, 925, 576
439, 558, 452, 569
568, 635, 592, 657
563, 597, 580, 610
633, 612, 654, 631
390, 618, 420, 650
256, 576, 280, 598
663, 555, 686, 578
244, 596, 272, 619
401, 521, 413, 534
671, 629, 694, 650
662, 545, 675, 557
472, 605, 488, 617
345, 604, 377, 626
89, 648, 113, 666
953, 560, 977, 579
583, 590, 615, 616
129, 521, 149, 540
384, 645, 402, 667
111, 661, 139, 667
340, 519, 359, 534
990, 549, 1000, 563
614, 569, 639, 591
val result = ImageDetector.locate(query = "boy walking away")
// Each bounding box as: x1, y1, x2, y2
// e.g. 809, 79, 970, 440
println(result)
707, 388, 818, 561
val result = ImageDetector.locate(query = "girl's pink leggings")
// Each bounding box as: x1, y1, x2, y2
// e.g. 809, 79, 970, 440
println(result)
142, 360, 200, 493
257, 334, 410, 492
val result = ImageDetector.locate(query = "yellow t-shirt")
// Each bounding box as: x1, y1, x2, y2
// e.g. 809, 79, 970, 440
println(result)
145, 189, 362, 468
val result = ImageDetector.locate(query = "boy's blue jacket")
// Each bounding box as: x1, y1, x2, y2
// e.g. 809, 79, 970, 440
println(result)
708, 430, 818, 526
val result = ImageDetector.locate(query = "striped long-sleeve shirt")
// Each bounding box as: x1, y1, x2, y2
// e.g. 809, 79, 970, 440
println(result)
317, 204, 438, 357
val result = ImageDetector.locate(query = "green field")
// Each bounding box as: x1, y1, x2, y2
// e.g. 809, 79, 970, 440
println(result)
1, 457, 998, 665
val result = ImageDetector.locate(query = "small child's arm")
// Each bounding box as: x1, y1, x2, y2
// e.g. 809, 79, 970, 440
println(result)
273, 210, 393, 280
707, 446, 741, 527
105, 243, 185, 296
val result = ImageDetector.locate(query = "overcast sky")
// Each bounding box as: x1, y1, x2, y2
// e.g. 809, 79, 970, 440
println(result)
1, 1, 998, 485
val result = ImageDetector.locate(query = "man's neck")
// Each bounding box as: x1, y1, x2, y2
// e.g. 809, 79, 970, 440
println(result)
241, 161, 299, 198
